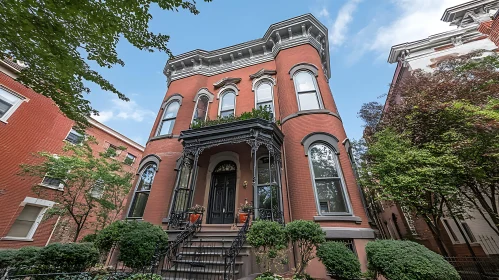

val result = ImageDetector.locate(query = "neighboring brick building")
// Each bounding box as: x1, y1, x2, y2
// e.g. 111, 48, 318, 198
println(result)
376, 0, 499, 257
0, 59, 144, 249
124, 14, 373, 278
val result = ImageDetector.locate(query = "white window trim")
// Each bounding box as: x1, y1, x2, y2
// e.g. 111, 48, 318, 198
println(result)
3, 197, 55, 241
253, 79, 276, 118
124, 153, 137, 165
307, 142, 353, 216
191, 94, 210, 123
127, 163, 157, 218
0, 85, 28, 124
40, 175, 65, 191
218, 90, 237, 118
292, 70, 324, 111
156, 100, 180, 136
64, 128, 85, 145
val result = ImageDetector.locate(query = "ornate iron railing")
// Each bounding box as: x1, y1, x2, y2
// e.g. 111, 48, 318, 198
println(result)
223, 213, 251, 280
255, 208, 284, 225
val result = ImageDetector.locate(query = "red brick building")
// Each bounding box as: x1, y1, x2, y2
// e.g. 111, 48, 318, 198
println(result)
0, 59, 144, 248
124, 14, 373, 278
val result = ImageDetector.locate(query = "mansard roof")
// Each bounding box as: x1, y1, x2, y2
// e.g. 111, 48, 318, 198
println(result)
163, 14, 330, 85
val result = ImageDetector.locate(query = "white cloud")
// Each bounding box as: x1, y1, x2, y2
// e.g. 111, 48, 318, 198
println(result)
330, 0, 362, 46
369, 0, 471, 53
318, 7, 330, 18
93, 97, 155, 124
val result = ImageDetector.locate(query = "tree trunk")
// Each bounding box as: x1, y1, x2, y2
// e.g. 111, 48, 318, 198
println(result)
423, 215, 449, 257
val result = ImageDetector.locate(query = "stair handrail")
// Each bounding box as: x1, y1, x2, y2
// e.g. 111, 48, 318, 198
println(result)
151, 214, 203, 274
223, 214, 251, 280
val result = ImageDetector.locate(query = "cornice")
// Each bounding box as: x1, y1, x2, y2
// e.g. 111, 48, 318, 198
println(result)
163, 14, 330, 85
387, 25, 484, 64
88, 118, 145, 151
441, 0, 499, 27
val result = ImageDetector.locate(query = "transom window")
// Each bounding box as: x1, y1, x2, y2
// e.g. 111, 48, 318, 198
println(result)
158, 101, 180, 135
293, 71, 322, 111
65, 128, 84, 145
192, 95, 209, 123
128, 163, 157, 218
255, 82, 274, 117
308, 143, 349, 214
219, 91, 236, 118
0, 86, 24, 122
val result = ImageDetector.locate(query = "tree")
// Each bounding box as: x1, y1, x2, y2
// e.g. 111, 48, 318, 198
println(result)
358, 51, 499, 244
21, 137, 133, 241
0, 0, 210, 128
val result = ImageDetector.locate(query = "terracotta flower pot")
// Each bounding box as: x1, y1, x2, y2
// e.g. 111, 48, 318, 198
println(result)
189, 213, 201, 223
239, 212, 249, 223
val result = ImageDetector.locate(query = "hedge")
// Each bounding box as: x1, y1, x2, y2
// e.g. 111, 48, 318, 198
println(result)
317, 242, 361, 280
38, 242, 99, 272
366, 240, 459, 280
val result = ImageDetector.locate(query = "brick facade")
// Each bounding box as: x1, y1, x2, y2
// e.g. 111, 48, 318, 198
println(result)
0, 65, 144, 249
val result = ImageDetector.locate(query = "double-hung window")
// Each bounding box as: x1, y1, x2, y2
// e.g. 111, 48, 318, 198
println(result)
124, 153, 136, 165
65, 128, 84, 145
128, 163, 157, 218
158, 101, 180, 135
192, 95, 209, 123
219, 91, 236, 117
308, 143, 349, 214
293, 71, 322, 111
255, 82, 274, 118
6, 205, 44, 239
0, 86, 25, 122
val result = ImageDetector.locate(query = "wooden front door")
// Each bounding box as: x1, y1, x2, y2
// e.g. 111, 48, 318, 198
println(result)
208, 164, 236, 224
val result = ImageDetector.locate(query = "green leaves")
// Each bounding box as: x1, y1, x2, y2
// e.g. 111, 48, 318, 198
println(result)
191, 106, 276, 129
0, 0, 210, 128
317, 242, 362, 280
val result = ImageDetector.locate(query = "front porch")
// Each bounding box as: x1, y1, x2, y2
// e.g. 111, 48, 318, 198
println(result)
166, 118, 285, 229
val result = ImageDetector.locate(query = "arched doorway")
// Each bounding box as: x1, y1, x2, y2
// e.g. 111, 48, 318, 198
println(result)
207, 161, 237, 224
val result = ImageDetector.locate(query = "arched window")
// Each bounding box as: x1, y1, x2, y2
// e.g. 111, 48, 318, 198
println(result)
219, 91, 236, 117
256, 156, 279, 211
192, 95, 209, 123
157, 101, 179, 136
293, 71, 322, 111
255, 82, 274, 117
128, 163, 157, 218
308, 143, 349, 214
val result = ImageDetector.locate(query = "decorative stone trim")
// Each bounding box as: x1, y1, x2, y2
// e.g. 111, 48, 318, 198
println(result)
302, 132, 340, 155
322, 227, 375, 239
249, 69, 277, 80
148, 134, 180, 143
280, 109, 341, 124
137, 154, 161, 174
217, 83, 239, 99
193, 88, 215, 102
289, 62, 319, 78
163, 14, 330, 85
161, 93, 183, 109
213, 77, 242, 89
314, 215, 362, 224
252, 75, 276, 91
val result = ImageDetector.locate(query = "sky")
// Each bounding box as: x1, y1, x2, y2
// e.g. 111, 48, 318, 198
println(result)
87, 0, 470, 146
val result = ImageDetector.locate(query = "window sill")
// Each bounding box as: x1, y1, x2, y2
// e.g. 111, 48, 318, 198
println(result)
0, 119, 8, 124
2, 237, 34, 242
281, 109, 341, 124
314, 215, 362, 224
148, 134, 179, 142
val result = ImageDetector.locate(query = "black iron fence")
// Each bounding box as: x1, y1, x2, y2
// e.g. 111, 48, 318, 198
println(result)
445, 256, 499, 280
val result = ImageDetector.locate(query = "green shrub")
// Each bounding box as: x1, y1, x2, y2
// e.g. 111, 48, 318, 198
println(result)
285, 220, 325, 276
94, 221, 129, 254
0, 249, 17, 268
117, 222, 168, 271
247, 220, 288, 274
317, 242, 361, 280
366, 240, 459, 280
80, 233, 97, 243
13, 246, 41, 267
125, 273, 162, 280
38, 243, 99, 272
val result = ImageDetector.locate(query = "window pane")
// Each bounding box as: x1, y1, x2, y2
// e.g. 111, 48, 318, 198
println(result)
179, 165, 192, 189
137, 164, 156, 191
42, 176, 62, 187
257, 157, 276, 184
220, 110, 234, 118
221, 91, 235, 110
315, 179, 347, 213
257, 101, 273, 112
193, 96, 209, 121
18, 205, 42, 221
128, 192, 149, 217
298, 91, 320, 110
257, 185, 279, 210
0, 88, 21, 103
256, 83, 272, 102
163, 101, 179, 119
7, 205, 42, 238
66, 129, 83, 144
294, 71, 316, 92
310, 144, 339, 178
0, 98, 12, 117
159, 119, 175, 135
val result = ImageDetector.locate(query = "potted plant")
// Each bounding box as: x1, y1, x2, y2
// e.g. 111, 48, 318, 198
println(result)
187, 204, 205, 224
238, 201, 253, 223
